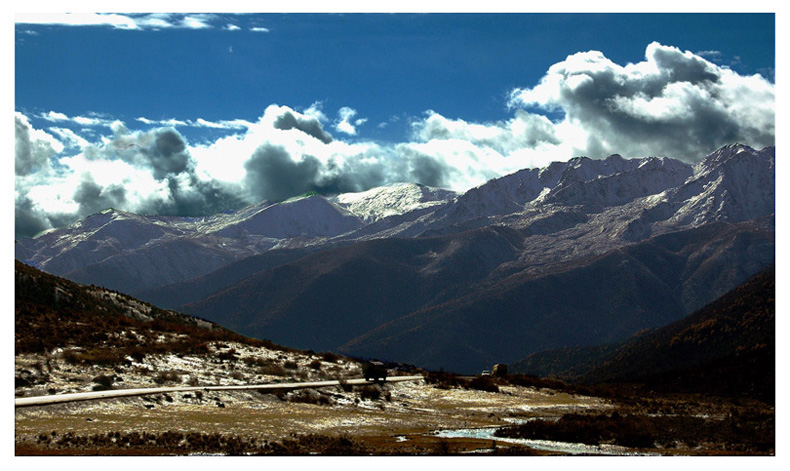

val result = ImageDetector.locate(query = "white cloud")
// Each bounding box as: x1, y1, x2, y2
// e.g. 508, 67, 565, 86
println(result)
15, 112, 63, 177
303, 102, 329, 123
411, 109, 561, 158
48, 127, 92, 149
15, 13, 219, 30
14, 42, 776, 237
41, 111, 69, 121
334, 107, 367, 136
179, 15, 213, 30
508, 41, 775, 159
41, 110, 115, 127
16, 13, 140, 29
194, 118, 253, 130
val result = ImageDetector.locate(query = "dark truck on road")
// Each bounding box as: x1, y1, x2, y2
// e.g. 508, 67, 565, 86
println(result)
362, 361, 387, 382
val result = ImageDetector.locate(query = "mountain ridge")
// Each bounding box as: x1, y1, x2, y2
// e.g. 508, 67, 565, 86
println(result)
14, 144, 775, 372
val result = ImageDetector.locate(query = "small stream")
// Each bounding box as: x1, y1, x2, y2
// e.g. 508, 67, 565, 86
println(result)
428, 426, 656, 456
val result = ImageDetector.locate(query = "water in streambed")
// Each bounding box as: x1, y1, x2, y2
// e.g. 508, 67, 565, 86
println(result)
428, 426, 658, 455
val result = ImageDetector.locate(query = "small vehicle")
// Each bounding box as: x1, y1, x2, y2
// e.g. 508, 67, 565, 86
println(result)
362, 361, 388, 382
481, 370, 491, 376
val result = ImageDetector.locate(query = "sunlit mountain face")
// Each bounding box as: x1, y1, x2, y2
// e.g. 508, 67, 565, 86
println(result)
16, 144, 775, 372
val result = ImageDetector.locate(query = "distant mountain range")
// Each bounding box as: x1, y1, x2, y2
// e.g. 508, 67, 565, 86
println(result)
15, 144, 775, 373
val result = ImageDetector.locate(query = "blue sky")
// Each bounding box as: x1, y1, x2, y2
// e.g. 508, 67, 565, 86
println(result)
14, 11, 777, 237
16, 13, 775, 142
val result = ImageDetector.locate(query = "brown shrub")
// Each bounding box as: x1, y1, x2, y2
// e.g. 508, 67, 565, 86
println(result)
153, 371, 181, 385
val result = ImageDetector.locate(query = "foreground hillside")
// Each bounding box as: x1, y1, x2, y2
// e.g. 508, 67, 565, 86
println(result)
15, 261, 774, 455
513, 267, 775, 403
15, 260, 287, 362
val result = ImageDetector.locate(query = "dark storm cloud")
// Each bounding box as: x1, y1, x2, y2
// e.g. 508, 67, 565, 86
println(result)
314, 157, 388, 195
104, 127, 249, 218
651, 45, 720, 85
115, 128, 192, 180
14, 191, 81, 239
273, 110, 333, 144
13, 119, 254, 238
15, 114, 56, 176
144, 175, 247, 218
72, 175, 128, 216
396, 146, 455, 188
243, 144, 322, 202
14, 194, 53, 239
242, 143, 460, 203
148, 129, 190, 179
106, 127, 246, 215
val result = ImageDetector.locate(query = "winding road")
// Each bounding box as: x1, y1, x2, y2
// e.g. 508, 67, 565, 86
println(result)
15, 375, 424, 407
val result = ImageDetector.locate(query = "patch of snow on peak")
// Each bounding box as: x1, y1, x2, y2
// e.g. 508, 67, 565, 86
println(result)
332, 183, 458, 222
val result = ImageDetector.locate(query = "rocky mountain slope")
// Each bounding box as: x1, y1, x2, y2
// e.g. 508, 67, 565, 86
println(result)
14, 144, 775, 373
337, 218, 773, 373
511, 266, 775, 403
16, 145, 773, 295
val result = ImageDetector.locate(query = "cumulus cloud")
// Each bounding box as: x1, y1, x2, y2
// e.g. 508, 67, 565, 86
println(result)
272, 108, 333, 144
14, 42, 775, 238
14, 118, 247, 237
508, 42, 774, 159
15, 113, 61, 176
412, 109, 560, 154
334, 107, 367, 136
243, 145, 322, 202
72, 174, 128, 216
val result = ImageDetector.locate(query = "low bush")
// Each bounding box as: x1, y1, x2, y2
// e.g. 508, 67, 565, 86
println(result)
423, 371, 464, 389
284, 389, 333, 406
357, 385, 382, 401
153, 371, 181, 385
338, 378, 353, 392
259, 363, 287, 376
270, 433, 370, 455
63, 348, 123, 367
424, 371, 499, 392
217, 348, 238, 362
91, 374, 114, 391
243, 356, 269, 368
467, 375, 499, 393
495, 410, 774, 452
321, 351, 340, 363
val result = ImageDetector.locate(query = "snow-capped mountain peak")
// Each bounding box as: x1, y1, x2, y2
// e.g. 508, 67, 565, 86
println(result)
331, 183, 458, 222
669, 144, 775, 225
15, 144, 775, 297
